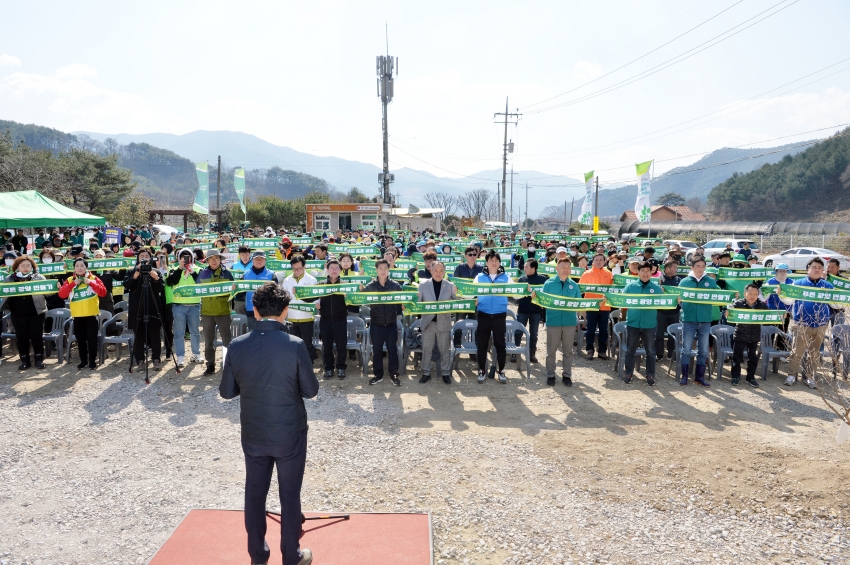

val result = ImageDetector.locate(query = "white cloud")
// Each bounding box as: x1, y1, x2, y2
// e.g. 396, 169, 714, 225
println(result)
0, 65, 167, 133
572, 60, 604, 81
54, 64, 97, 79
0, 54, 21, 67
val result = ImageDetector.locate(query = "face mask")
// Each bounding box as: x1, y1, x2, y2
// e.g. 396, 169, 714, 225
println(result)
16, 271, 29, 278
570, 251, 577, 257
528, 246, 535, 252
42, 257, 53, 264
4, 259, 13, 266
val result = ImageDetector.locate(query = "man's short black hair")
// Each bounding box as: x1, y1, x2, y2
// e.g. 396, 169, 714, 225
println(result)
238, 245, 251, 254
744, 283, 760, 293
252, 282, 291, 317
464, 246, 478, 256
691, 256, 706, 266
485, 251, 501, 263
375, 259, 390, 270
314, 243, 328, 252
718, 252, 732, 260
807, 257, 825, 269
828, 258, 841, 267
664, 260, 678, 270
526, 258, 538, 270
289, 254, 306, 267
637, 261, 652, 272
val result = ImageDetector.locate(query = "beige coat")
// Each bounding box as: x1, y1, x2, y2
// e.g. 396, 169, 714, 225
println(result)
417, 277, 457, 332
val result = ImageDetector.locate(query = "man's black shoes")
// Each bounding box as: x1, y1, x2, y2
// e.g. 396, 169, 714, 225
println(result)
442, 375, 451, 384
323, 370, 334, 379
419, 374, 431, 384
390, 374, 401, 386
337, 369, 346, 380
203, 365, 216, 375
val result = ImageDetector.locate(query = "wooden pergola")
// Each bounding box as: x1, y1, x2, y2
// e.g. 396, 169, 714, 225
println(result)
148, 209, 224, 233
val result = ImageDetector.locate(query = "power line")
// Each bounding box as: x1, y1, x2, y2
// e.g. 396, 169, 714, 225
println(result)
521, 0, 744, 110
519, 57, 850, 159
525, 0, 802, 114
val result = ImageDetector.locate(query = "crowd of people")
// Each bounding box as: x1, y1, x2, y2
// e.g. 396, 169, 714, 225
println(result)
0, 223, 845, 392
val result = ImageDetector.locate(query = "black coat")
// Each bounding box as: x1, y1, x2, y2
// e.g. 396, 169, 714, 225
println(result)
731, 298, 768, 343
363, 278, 403, 326
219, 320, 319, 445
307, 277, 348, 322
123, 266, 166, 330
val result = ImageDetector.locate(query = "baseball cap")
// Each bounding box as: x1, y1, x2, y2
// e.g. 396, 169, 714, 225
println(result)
251, 251, 266, 260
775, 263, 790, 271
206, 249, 221, 258
556, 246, 568, 254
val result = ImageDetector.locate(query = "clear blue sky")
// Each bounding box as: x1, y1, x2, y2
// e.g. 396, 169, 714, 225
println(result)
2, 0, 849, 205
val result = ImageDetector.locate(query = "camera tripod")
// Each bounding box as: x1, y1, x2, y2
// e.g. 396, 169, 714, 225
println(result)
129, 269, 180, 384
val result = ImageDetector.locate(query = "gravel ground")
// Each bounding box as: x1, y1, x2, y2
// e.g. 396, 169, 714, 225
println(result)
1, 325, 849, 565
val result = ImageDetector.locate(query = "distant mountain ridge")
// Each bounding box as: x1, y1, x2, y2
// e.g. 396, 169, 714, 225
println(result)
594, 141, 814, 217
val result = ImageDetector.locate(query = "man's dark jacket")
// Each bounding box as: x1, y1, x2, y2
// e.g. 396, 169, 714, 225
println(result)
306, 276, 348, 322
219, 320, 319, 445
730, 298, 768, 343
517, 272, 549, 315
363, 277, 403, 326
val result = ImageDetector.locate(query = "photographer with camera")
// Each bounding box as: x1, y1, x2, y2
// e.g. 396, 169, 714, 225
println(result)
58, 258, 108, 370
167, 249, 203, 368
124, 248, 166, 370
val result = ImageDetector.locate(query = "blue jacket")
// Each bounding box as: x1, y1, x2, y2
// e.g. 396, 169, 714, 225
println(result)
243, 266, 276, 312
623, 279, 664, 329
453, 263, 484, 280
790, 276, 833, 328
765, 276, 792, 312
475, 271, 509, 314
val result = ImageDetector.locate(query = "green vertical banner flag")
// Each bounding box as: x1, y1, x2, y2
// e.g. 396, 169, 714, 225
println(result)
635, 160, 653, 222
579, 171, 594, 225
193, 161, 210, 214
233, 167, 246, 214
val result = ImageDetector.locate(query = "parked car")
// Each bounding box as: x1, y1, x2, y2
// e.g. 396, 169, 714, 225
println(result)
702, 239, 760, 257
762, 248, 850, 271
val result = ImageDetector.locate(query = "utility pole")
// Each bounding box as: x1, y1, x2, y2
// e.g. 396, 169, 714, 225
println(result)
568, 198, 575, 229
494, 98, 520, 222
593, 175, 599, 234
216, 155, 221, 227
376, 36, 397, 206
524, 182, 529, 231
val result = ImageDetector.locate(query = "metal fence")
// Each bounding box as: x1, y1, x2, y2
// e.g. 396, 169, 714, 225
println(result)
654, 231, 850, 256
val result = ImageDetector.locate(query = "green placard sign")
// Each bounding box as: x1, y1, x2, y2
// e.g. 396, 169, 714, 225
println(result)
613, 274, 639, 286
404, 299, 476, 315
828, 274, 850, 290
328, 244, 380, 255
37, 263, 68, 275
341, 275, 371, 284
663, 286, 737, 305
345, 291, 418, 305
718, 267, 772, 280
454, 280, 530, 297
605, 293, 678, 309
532, 291, 602, 311
172, 282, 234, 299
232, 280, 268, 294
0, 279, 59, 297
726, 309, 786, 324
288, 303, 317, 314
579, 284, 625, 294
779, 283, 850, 304
294, 283, 360, 300
244, 238, 279, 249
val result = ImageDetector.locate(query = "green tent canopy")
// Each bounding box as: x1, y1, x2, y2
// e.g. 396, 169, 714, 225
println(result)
0, 190, 106, 228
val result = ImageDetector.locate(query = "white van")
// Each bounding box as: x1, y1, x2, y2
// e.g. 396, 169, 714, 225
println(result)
483, 221, 516, 231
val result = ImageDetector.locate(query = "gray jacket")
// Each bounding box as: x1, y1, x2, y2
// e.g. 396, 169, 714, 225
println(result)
1, 273, 48, 315
417, 277, 457, 332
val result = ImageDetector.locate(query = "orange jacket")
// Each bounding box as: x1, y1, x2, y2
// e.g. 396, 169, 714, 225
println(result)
578, 267, 614, 311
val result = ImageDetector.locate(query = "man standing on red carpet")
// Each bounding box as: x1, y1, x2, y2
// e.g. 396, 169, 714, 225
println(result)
220, 282, 319, 565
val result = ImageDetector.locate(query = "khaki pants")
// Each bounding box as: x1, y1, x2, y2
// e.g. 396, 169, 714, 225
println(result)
421, 322, 452, 377
546, 325, 576, 378
788, 322, 828, 378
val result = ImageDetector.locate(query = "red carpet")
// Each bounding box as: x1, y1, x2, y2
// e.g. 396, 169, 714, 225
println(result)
147, 509, 433, 565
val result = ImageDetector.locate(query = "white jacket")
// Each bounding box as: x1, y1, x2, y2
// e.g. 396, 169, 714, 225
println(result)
281, 272, 318, 322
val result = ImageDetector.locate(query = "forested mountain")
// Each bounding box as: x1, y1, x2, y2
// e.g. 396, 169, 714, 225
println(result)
707, 128, 850, 221
593, 141, 814, 217
0, 120, 331, 207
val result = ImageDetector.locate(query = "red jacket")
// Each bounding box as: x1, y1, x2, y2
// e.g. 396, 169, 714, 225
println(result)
58, 272, 108, 299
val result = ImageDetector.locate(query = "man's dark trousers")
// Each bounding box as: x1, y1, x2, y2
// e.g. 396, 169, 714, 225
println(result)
584, 310, 610, 355
655, 309, 680, 358
370, 323, 399, 377
288, 320, 317, 361
319, 318, 346, 370
243, 431, 307, 565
